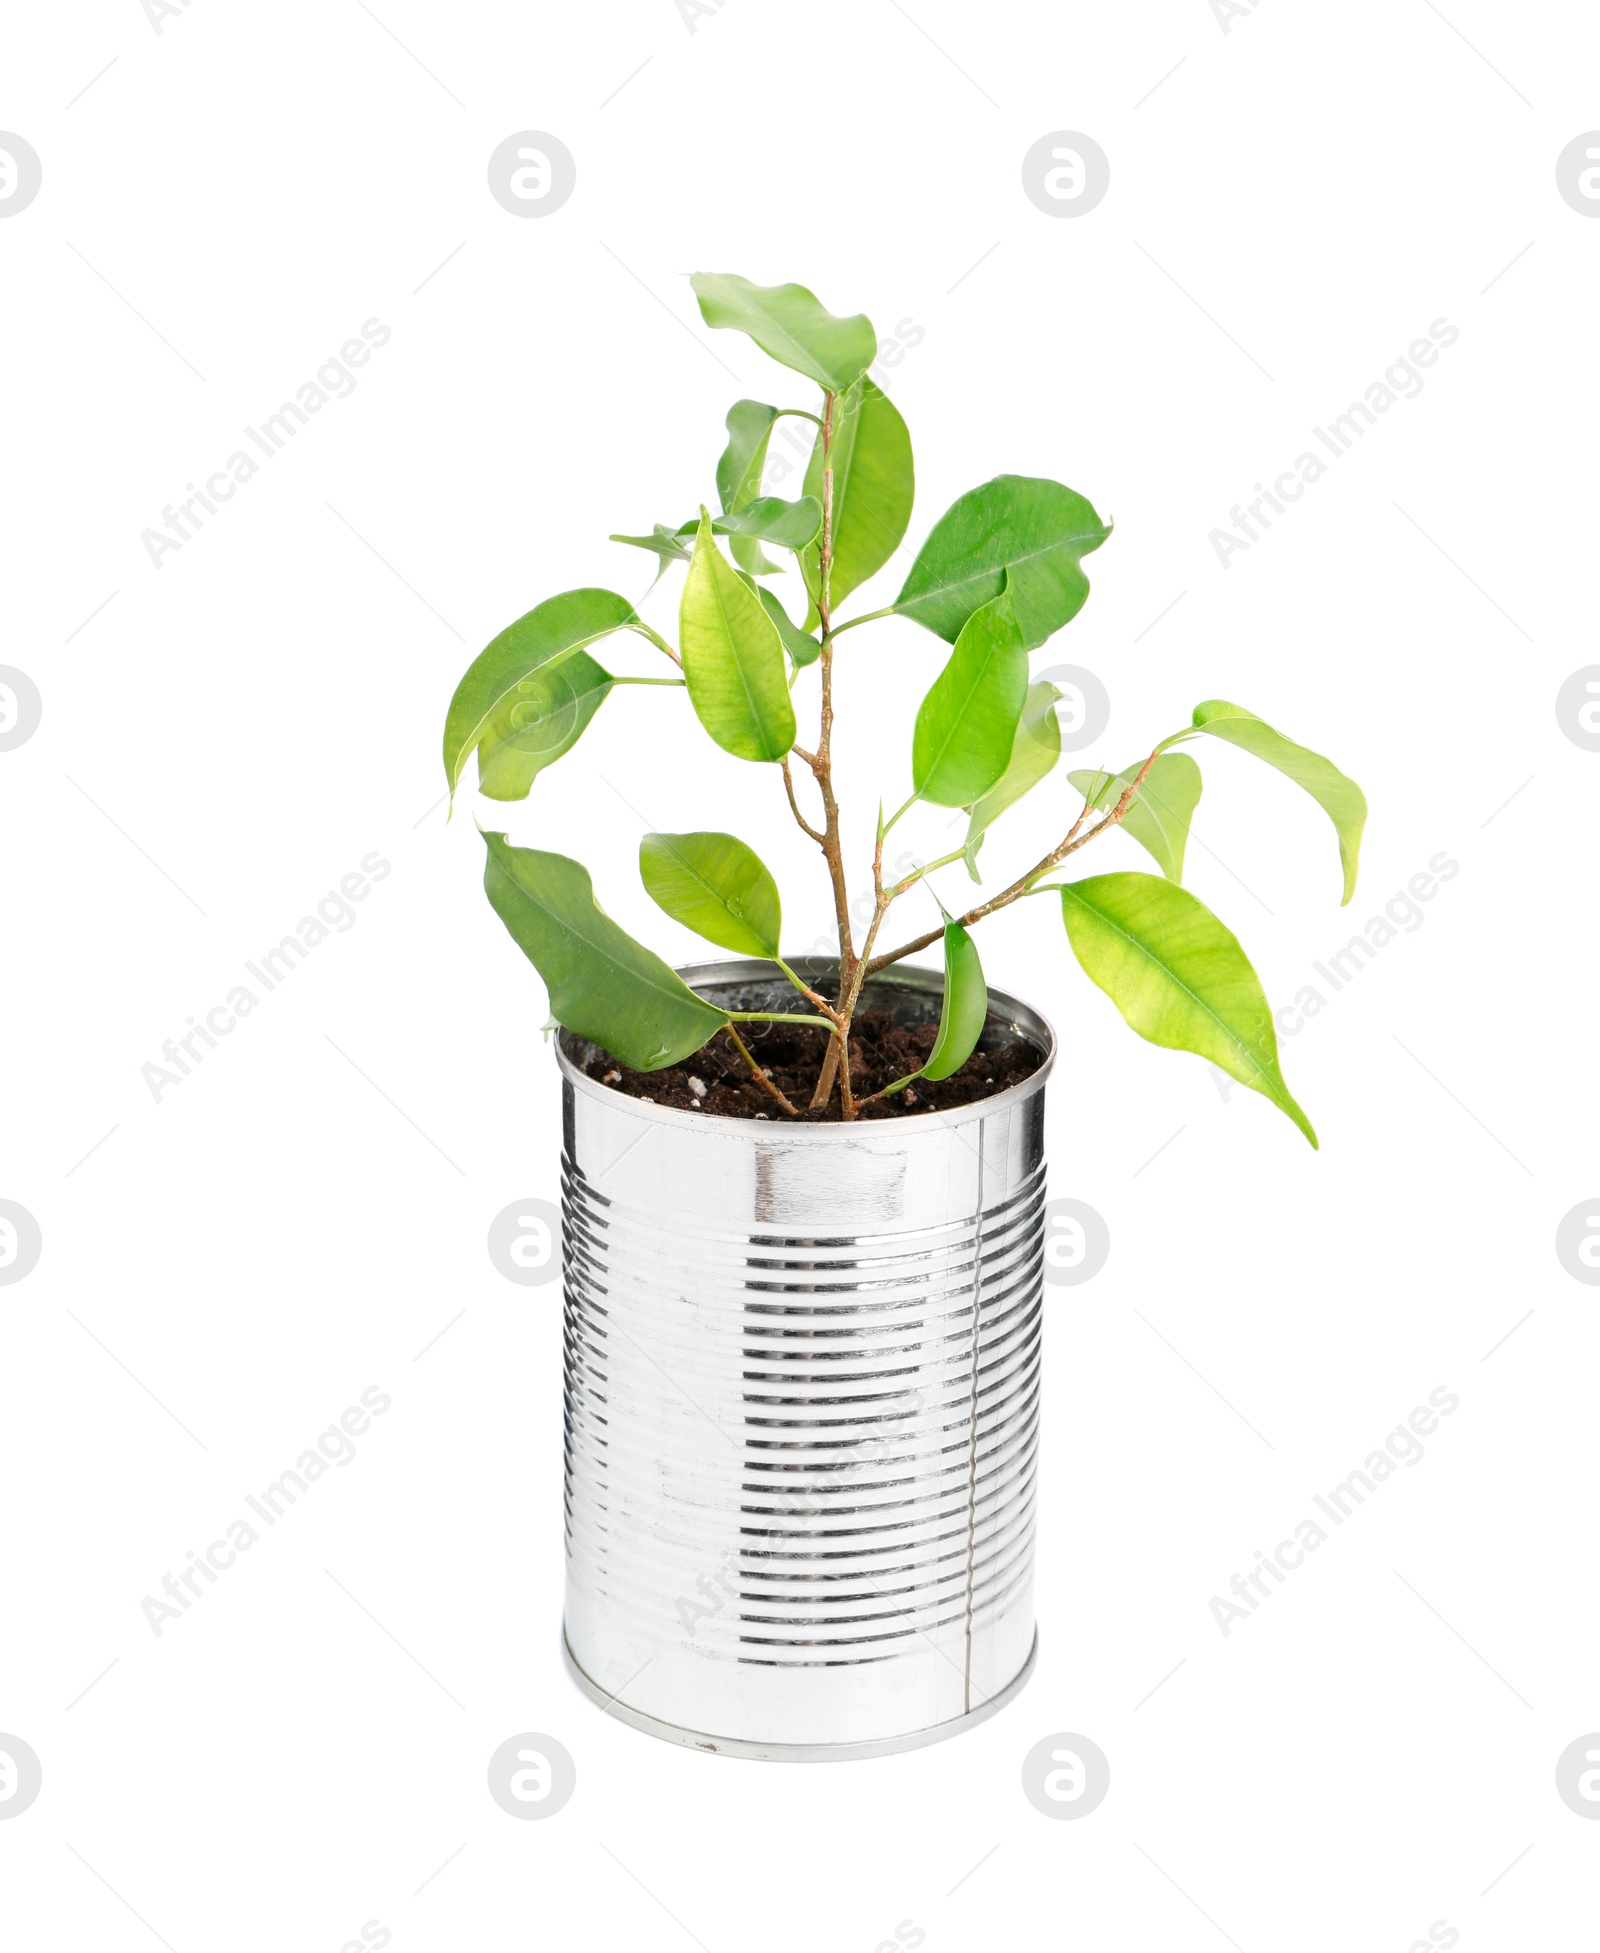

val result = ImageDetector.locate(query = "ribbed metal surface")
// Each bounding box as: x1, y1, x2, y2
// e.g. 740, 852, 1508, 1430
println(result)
556, 961, 1052, 1757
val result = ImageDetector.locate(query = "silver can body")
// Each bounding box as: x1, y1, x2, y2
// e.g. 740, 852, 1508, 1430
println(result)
556, 961, 1052, 1761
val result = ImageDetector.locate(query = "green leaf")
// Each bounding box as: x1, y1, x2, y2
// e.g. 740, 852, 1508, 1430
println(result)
1180, 701, 1366, 906
679, 509, 796, 762
482, 834, 728, 1072
800, 377, 914, 612
476, 651, 614, 802
726, 496, 822, 550
895, 476, 1111, 650
1067, 753, 1204, 883
1059, 872, 1316, 1147
622, 500, 822, 578
963, 681, 1062, 880
911, 585, 1028, 807
753, 584, 821, 667
610, 525, 692, 588
444, 588, 637, 795
639, 831, 782, 958
716, 399, 782, 575
679, 497, 822, 552
881, 920, 988, 1095
716, 400, 780, 510
922, 921, 988, 1081
690, 271, 876, 393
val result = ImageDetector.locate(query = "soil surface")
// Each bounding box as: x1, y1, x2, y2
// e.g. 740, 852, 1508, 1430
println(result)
581, 1008, 1044, 1121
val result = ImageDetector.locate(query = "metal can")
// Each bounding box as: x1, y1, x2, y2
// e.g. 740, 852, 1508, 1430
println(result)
556, 960, 1052, 1761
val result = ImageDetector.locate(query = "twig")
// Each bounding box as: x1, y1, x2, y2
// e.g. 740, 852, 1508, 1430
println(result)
852, 1083, 896, 1110
723, 1026, 800, 1116
781, 757, 826, 843
832, 811, 895, 1044
808, 386, 857, 1114
863, 742, 1164, 976
775, 960, 841, 1018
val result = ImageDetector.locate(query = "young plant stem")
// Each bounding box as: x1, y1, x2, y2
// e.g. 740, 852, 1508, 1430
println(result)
805, 386, 859, 1114
882, 791, 917, 836
852, 1071, 917, 1112
826, 604, 898, 639
885, 844, 966, 896
630, 621, 682, 668
832, 808, 892, 1049
774, 958, 838, 1017
723, 1024, 800, 1116
862, 744, 1165, 977
781, 756, 825, 843
725, 1010, 838, 1031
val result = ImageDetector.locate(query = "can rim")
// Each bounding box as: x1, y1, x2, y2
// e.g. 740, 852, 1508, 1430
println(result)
561, 1623, 1039, 1762
554, 956, 1056, 1137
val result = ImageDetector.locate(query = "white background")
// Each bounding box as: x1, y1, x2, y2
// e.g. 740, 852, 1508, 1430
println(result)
3, 0, 1598, 1947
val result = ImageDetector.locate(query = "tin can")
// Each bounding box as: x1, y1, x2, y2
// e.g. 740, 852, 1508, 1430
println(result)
556, 960, 1051, 1761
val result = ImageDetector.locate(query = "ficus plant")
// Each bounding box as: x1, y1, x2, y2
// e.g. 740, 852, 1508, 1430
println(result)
443, 273, 1366, 1138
